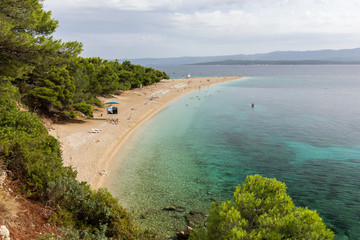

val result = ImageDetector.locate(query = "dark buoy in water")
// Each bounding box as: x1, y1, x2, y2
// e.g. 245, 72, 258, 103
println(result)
251, 103, 255, 108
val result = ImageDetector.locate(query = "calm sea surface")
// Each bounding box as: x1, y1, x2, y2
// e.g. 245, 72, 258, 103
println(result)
106, 65, 360, 239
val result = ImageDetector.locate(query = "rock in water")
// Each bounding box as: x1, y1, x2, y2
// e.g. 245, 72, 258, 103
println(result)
189, 209, 207, 216
163, 205, 177, 211
174, 205, 186, 212
140, 208, 158, 219
177, 226, 192, 240
186, 210, 207, 227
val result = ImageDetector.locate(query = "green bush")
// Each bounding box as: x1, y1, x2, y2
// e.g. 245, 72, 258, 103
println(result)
73, 102, 93, 118
92, 98, 102, 108
190, 175, 334, 240
0, 89, 74, 197
62, 110, 77, 118
47, 176, 149, 239
37, 225, 108, 240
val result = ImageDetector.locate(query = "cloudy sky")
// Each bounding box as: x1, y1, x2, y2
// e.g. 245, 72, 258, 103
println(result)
43, 0, 360, 59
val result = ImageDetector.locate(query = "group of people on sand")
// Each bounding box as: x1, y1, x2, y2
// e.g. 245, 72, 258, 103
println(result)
149, 95, 160, 101
106, 118, 119, 124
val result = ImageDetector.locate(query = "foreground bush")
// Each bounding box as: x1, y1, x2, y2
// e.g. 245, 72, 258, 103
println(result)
47, 176, 147, 239
190, 175, 334, 240
0, 83, 71, 197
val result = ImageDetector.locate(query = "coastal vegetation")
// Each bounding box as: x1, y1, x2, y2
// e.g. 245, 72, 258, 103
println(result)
189, 175, 334, 240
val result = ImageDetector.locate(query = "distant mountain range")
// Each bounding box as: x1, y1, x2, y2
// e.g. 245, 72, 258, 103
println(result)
122, 48, 360, 66
194, 59, 360, 65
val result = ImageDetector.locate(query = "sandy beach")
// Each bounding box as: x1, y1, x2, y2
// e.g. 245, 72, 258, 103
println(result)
48, 76, 241, 189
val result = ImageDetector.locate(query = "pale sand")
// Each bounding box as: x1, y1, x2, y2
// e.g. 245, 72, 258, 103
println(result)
48, 76, 241, 189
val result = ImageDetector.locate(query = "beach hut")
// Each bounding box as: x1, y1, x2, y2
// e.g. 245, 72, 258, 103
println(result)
105, 102, 119, 114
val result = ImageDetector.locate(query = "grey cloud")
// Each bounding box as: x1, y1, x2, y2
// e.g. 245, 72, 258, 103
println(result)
44, 0, 360, 58
53, 8, 175, 35
45, 0, 247, 13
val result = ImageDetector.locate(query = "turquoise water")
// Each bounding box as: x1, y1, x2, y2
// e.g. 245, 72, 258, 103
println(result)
106, 66, 360, 239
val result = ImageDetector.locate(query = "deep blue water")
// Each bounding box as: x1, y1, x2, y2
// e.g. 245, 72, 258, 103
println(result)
107, 65, 360, 239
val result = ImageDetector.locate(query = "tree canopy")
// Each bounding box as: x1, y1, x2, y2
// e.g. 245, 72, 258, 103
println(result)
0, 0, 81, 80
190, 175, 334, 240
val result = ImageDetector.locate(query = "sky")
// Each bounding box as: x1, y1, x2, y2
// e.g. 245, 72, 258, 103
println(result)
43, 0, 360, 59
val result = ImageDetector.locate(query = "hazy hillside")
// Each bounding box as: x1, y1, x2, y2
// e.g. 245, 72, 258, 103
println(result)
194, 60, 360, 65
122, 48, 360, 66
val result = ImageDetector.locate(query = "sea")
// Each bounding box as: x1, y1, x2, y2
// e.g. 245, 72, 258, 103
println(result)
105, 65, 360, 239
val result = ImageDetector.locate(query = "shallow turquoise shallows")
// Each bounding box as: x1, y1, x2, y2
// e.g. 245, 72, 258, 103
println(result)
106, 65, 360, 239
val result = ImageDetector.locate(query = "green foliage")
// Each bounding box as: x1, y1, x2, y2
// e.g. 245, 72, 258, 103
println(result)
46, 176, 149, 239
73, 58, 169, 97
97, 63, 120, 95
116, 70, 135, 91
73, 102, 93, 118
0, 0, 81, 81
37, 225, 108, 240
25, 67, 75, 110
1, 0, 82, 115
190, 175, 334, 240
92, 98, 103, 107
0, 96, 72, 198
0, 81, 20, 104
62, 110, 77, 118
0, 0, 54, 79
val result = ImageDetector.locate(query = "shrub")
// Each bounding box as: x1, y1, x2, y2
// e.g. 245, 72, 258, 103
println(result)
190, 175, 334, 240
46, 176, 147, 239
73, 102, 93, 118
1, 129, 72, 198
92, 98, 103, 108
0, 90, 73, 198
36, 226, 108, 240
62, 110, 77, 118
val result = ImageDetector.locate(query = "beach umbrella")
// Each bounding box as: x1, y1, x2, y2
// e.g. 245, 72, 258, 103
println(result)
105, 102, 119, 114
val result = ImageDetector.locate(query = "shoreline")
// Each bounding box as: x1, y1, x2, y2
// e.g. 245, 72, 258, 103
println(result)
48, 76, 241, 189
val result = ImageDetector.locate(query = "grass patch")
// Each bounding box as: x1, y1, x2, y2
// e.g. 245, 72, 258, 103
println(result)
0, 192, 19, 222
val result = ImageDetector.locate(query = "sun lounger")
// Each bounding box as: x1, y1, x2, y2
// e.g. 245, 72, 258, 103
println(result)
90, 128, 101, 133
